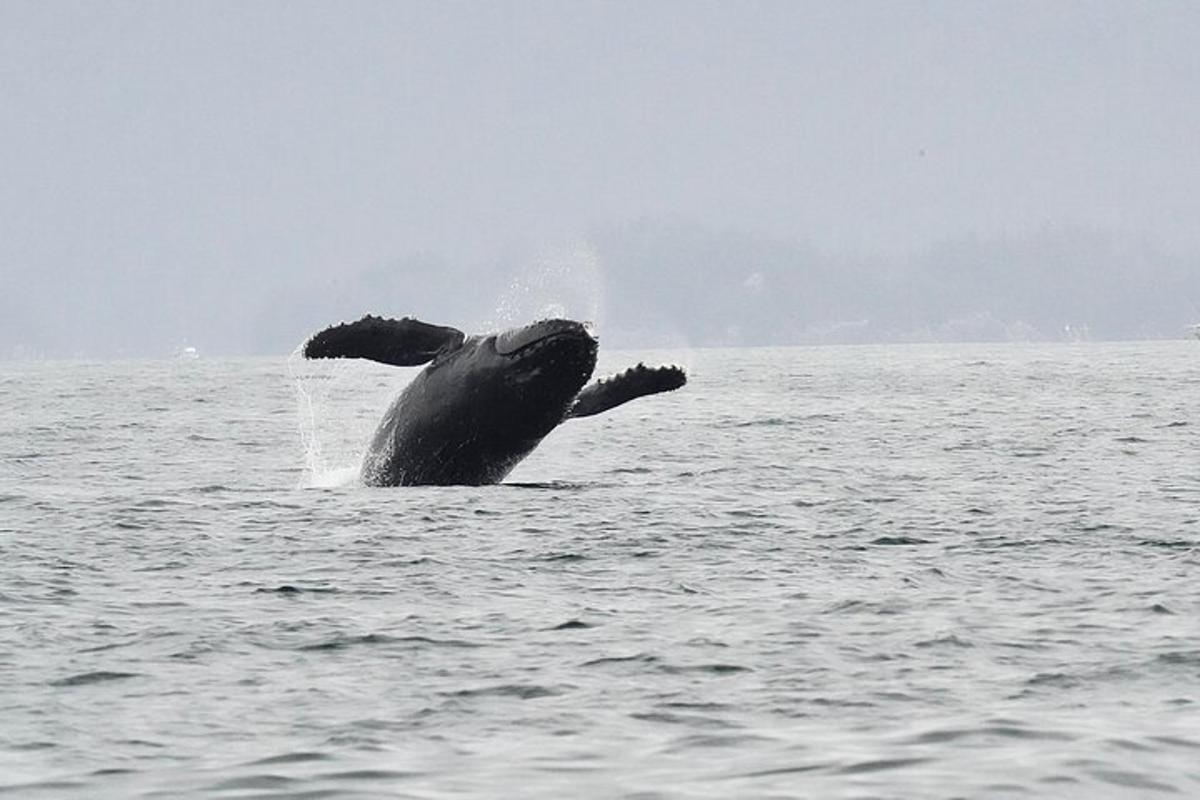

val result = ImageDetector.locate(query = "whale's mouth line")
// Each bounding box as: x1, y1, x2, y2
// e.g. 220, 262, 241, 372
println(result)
494, 320, 597, 359
503, 330, 595, 360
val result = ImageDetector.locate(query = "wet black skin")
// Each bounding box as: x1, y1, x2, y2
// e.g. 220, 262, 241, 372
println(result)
362, 319, 598, 486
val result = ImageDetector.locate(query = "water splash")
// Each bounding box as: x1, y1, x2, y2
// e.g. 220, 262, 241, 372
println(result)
307, 463, 362, 489
287, 347, 365, 489
488, 241, 605, 332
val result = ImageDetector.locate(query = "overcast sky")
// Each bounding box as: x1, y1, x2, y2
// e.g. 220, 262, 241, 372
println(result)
2, 1, 1198, 351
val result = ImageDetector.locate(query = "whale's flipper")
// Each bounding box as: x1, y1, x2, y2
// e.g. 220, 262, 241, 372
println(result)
568, 364, 687, 419
303, 315, 465, 366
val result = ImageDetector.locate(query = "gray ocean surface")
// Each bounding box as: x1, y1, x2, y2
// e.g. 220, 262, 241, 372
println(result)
2, 342, 1198, 798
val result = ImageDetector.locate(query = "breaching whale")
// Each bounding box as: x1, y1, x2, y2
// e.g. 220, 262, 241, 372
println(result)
302, 315, 686, 486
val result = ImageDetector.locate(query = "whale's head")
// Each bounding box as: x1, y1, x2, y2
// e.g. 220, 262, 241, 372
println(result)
416, 318, 598, 441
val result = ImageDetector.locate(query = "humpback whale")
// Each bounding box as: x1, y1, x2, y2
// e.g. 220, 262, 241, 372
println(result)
303, 315, 687, 486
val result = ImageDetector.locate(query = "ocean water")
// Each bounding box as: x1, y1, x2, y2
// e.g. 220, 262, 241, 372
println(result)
1, 342, 1198, 798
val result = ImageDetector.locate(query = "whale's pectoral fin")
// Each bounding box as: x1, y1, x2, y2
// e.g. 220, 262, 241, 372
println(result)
568, 363, 687, 419
303, 315, 465, 366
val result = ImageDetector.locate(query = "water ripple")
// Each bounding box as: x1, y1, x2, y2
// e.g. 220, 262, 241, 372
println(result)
5, 344, 1200, 797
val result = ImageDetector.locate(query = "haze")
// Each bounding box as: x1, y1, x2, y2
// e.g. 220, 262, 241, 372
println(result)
2, 1, 1198, 357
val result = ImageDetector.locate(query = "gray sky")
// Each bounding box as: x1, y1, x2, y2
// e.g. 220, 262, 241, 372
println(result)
2, 1, 1198, 352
